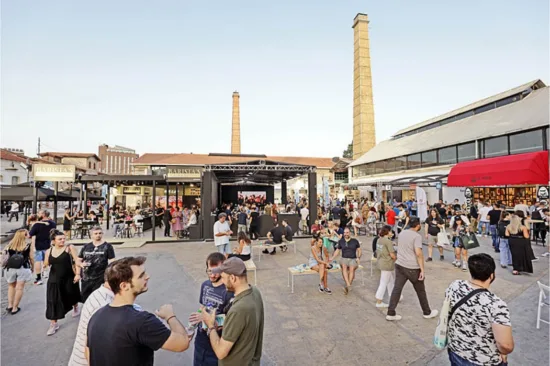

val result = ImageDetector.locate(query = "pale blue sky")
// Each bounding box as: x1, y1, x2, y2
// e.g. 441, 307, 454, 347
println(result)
2, 0, 548, 158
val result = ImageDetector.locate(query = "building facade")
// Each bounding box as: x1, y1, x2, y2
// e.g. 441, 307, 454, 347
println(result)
98, 144, 139, 175
349, 79, 549, 205
0, 149, 30, 186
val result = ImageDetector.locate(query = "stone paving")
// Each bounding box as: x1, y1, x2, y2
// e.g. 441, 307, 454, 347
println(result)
1, 235, 549, 365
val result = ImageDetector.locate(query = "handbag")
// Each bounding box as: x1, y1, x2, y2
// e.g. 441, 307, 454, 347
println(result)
433, 288, 488, 350
436, 232, 450, 246
460, 233, 480, 250
1, 250, 10, 268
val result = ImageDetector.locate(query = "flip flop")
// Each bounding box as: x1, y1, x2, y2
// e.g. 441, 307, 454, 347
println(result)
6, 307, 12, 312
11, 307, 21, 315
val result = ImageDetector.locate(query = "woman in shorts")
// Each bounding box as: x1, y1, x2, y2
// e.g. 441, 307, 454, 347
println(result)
452, 216, 469, 271
3, 229, 34, 314
309, 235, 331, 294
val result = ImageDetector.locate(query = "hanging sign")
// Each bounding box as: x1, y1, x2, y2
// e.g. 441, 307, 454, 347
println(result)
537, 186, 549, 200
33, 164, 75, 182
166, 166, 202, 179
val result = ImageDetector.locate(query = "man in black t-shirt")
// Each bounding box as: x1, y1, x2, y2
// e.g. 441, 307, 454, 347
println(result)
487, 203, 502, 252
330, 228, 361, 295
79, 226, 116, 302
28, 210, 56, 285
262, 222, 284, 255
281, 220, 293, 242
86, 256, 190, 365
424, 211, 446, 262
249, 206, 260, 240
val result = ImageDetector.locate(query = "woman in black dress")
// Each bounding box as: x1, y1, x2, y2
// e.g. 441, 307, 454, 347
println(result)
506, 214, 533, 275
44, 230, 81, 336
63, 208, 74, 239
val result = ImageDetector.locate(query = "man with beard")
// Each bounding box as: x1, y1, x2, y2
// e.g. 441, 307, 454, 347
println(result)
78, 226, 116, 302
28, 210, 56, 285
188, 253, 234, 366
330, 228, 361, 295
202, 257, 264, 366
86, 257, 190, 365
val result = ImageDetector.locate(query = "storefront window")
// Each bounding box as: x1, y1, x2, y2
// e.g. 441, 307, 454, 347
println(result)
407, 154, 421, 169
395, 156, 407, 171
509, 129, 543, 155
421, 150, 437, 167
457, 142, 476, 162
385, 159, 397, 172
373, 160, 387, 174
483, 136, 508, 158
438, 146, 457, 164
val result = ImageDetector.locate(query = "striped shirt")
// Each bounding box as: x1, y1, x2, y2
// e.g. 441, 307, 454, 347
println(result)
68, 286, 114, 366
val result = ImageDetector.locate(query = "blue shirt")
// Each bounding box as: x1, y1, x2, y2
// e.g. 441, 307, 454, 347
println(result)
238, 212, 247, 225
195, 280, 234, 350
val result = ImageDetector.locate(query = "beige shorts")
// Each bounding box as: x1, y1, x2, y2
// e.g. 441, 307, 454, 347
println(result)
428, 235, 438, 245
340, 258, 358, 267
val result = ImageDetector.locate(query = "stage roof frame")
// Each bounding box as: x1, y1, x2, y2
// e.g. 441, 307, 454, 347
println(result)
206, 160, 315, 184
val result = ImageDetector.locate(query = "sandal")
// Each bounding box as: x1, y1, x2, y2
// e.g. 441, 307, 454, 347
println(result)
6, 307, 12, 312
11, 307, 21, 315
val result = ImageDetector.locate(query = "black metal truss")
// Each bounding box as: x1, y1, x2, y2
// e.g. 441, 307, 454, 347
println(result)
205, 164, 315, 173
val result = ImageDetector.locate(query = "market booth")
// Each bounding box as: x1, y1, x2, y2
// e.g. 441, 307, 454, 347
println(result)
447, 151, 549, 206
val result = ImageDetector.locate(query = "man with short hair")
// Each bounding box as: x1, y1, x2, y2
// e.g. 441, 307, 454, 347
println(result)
330, 228, 361, 295
214, 213, 232, 255
237, 208, 248, 234
445, 253, 514, 365
262, 221, 284, 255
386, 217, 438, 321
487, 203, 503, 252
203, 257, 264, 366
7, 201, 19, 222
477, 202, 492, 237
281, 219, 294, 242
86, 257, 190, 365
79, 226, 116, 302
299, 204, 309, 235
28, 210, 56, 285
189, 253, 234, 366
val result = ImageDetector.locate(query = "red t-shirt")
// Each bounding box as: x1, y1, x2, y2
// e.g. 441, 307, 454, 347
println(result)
386, 210, 396, 225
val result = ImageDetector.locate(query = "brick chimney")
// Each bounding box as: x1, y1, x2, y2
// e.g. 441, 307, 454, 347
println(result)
352, 13, 376, 159
231, 91, 241, 154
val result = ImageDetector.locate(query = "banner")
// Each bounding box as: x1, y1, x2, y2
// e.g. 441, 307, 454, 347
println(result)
416, 187, 428, 222
323, 177, 330, 209
33, 164, 75, 182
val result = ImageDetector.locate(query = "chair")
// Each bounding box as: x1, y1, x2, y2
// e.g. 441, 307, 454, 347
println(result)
537, 281, 550, 329
135, 219, 144, 237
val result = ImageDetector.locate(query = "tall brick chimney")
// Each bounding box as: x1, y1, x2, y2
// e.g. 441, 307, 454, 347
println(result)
352, 13, 376, 159
231, 91, 241, 154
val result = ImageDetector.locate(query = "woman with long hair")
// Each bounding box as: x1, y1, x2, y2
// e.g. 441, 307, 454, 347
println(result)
366, 207, 377, 236
63, 207, 74, 239
498, 211, 512, 268
451, 216, 469, 271
228, 231, 252, 261
374, 225, 396, 307
425, 209, 445, 261
379, 201, 386, 223
506, 215, 533, 275
3, 229, 34, 314
44, 230, 81, 336
309, 234, 331, 294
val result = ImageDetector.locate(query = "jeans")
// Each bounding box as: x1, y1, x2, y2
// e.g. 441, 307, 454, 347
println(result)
8, 212, 18, 222
238, 224, 247, 234
477, 221, 489, 235
217, 243, 231, 255
113, 223, 124, 236
489, 225, 499, 249
375, 270, 395, 301
499, 238, 512, 266
194, 342, 218, 366
163, 221, 171, 236
448, 349, 507, 366
387, 264, 432, 316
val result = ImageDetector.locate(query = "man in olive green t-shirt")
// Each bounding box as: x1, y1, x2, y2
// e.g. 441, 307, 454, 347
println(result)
203, 257, 264, 366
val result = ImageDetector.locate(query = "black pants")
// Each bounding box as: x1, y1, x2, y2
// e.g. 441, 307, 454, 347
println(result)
387, 264, 432, 316
81, 278, 103, 303
8, 212, 18, 222
163, 220, 171, 236
249, 225, 260, 240
228, 253, 251, 261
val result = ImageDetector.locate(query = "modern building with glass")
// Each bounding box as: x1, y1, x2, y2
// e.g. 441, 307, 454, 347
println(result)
349, 79, 549, 206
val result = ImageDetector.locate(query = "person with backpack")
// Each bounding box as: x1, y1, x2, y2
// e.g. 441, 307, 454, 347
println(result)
442, 254, 514, 365
3, 229, 34, 315
497, 211, 512, 269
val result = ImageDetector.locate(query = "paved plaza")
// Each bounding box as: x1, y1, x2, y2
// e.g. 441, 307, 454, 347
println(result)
1, 235, 549, 365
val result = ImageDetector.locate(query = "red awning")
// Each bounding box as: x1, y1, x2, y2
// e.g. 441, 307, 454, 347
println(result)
447, 151, 549, 187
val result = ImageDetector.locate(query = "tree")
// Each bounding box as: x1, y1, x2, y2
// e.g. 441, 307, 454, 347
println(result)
343, 142, 353, 158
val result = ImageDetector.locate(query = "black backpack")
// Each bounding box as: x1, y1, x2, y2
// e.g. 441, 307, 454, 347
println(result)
5, 245, 29, 269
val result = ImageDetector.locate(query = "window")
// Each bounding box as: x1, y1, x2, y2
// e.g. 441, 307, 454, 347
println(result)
11, 176, 19, 185
457, 142, 476, 162
93, 163, 96, 170
88, 162, 91, 169
373, 160, 387, 174
495, 94, 520, 108
509, 130, 543, 155
407, 154, 421, 169
395, 156, 407, 170
545, 128, 549, 150
483, 136, 508, 158
474, 103, 495, 115
421, 150, 437, 167
385, 159, 397, 172
438, 146, 457, 164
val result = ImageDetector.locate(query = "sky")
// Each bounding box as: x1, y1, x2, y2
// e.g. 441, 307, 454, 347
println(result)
1, 0, 548, 159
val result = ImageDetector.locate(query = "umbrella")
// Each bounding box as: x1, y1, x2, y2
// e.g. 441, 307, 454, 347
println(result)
0, 186, 76, 202
61, 190, 104, 201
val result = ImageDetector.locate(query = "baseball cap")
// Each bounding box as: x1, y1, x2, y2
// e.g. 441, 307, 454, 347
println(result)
211, 257, 247, 276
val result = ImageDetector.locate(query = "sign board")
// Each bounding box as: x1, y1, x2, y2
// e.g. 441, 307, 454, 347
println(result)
464, 187, 473, 198
537, 186, 549, 200
384, 185, 392, 191
185, 187, 201, 196
435, 182, 442, 190
166, 166, 202, 179
122, 186, 142, 195
33, 164, 75, 182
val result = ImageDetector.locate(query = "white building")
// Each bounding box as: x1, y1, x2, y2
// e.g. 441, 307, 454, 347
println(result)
349, 79, 549, 206
0, 149, 30, 186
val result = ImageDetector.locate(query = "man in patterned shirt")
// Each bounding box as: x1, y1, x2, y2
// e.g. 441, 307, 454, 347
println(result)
445, 253, 514, 365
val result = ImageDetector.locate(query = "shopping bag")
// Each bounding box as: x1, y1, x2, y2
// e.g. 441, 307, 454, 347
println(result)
433, 295, 451, 350
437, 232, 450, 246
460, 233, 479, 250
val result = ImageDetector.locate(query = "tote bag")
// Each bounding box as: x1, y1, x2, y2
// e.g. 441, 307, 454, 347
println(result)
460, 233, 480, 250
433, 296, 451, 350
437, 232, 450, 246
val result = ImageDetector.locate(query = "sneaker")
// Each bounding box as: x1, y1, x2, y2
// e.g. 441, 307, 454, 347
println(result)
376, 302, 389, 308
440, 255, 444, 261
319, 284, 324, 293
34, 280, 43, 285
462, 264, 468, 272
371, 254, 376, 260
269, 250, 276, 255
323, 288, 332, 295
426, 257, 433, 262
542, 252, 550, 257
451, 260, 458, 267
532, 257, 539, 262
386, 314, 402, 321
72, 306, 80, 318
46, 323, 60, 336
423, 310, 439, 319
501, 264, 507, 268
262, 249, 269, 254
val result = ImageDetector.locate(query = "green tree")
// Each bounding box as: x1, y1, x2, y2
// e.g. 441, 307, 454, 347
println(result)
343, 142, 353, 158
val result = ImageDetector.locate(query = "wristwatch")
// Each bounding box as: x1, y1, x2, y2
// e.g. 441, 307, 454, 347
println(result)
207, 326, 216, 336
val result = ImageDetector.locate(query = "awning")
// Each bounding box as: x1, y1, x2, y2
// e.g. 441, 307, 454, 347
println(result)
447, 151, 549, 187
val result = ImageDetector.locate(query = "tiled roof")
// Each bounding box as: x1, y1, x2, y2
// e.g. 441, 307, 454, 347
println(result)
0, 149, 28, 164
133, 153, 336, 169
39, 152, 101, 161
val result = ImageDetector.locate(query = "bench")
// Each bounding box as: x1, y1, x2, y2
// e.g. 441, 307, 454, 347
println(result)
245, 260, 257, 285
252, 241, 296, 262
287, 264, 365, 293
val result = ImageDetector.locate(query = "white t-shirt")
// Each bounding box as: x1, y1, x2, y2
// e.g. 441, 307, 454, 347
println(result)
479, 206, 491, 222
68, 286, 115, 366
213, 220, 230, 247
300, 207, 309, 221
10, 203, 19, 212
446, 280, 511, 366
514, 204, 529, 217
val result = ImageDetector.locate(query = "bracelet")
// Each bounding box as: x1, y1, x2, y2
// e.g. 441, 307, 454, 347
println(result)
166, 315, 176, 323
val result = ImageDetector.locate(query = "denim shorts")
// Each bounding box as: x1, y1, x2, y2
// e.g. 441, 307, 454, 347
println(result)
216, 243, 231, 255
34, 249, 47, 262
